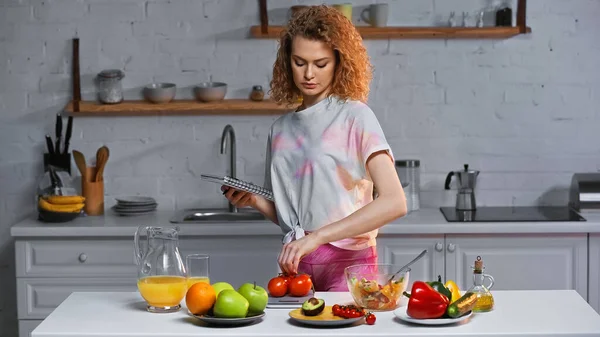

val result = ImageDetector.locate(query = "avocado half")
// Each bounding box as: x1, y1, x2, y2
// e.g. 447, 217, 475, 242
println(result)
301, 297, 325, 316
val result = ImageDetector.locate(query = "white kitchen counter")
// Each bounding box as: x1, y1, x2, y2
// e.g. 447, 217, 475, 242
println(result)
32, 290, 600, 337
10, 208, 600, 237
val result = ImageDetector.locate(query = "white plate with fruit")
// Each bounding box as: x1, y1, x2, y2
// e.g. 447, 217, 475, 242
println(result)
393, 307, 472, 325
187, 281, 268, 327
288, 299, 376, 327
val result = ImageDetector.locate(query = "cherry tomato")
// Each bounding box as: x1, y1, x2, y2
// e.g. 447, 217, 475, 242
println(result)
332, 304, 340, 315
366, 313, 376, 325
267, 276, 288, 297
289, 274, 313, 297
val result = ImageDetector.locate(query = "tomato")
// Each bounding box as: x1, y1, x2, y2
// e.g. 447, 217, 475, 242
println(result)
267, 276, 288, 297
280, 273, 293, 287
366, 313, 376, 325
288, 274, 313, 297
332, 304, 341, 316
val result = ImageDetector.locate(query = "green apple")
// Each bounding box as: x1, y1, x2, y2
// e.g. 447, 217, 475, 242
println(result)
211, 282, 234, 297
237, 282, 268, 315
213, 289, 249, 318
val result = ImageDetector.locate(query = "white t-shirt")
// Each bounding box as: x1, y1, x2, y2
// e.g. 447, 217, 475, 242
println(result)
264, 96, 394, 250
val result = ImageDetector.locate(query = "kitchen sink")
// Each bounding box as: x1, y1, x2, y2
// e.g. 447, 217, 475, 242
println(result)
170, 208, 267, 223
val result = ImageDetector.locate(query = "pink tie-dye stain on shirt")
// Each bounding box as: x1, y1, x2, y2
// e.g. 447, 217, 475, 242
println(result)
294, 159, 314, 178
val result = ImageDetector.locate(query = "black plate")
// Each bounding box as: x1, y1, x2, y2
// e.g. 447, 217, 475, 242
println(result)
190, 312, 265, 326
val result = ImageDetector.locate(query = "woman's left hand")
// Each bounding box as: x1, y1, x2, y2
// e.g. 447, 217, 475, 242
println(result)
278, 234, 321, 275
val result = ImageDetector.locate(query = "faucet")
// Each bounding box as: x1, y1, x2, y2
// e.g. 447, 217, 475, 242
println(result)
220, 124, 237, 213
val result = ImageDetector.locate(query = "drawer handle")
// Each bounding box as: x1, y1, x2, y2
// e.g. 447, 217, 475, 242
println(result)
435, 242, 443, 252
78, 253, 87, 263
447, 243, 456, 253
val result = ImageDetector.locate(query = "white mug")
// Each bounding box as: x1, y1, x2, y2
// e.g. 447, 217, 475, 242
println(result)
361, 3, 388, 27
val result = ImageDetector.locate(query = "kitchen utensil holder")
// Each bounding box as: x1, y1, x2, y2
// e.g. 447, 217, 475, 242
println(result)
43, 153, 72, 175
82, 166, 104, 215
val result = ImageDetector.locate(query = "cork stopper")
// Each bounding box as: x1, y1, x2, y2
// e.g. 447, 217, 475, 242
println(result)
474, 256, 484, 274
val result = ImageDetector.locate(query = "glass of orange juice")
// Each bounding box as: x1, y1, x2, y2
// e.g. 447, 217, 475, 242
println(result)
186, 254, 210, 288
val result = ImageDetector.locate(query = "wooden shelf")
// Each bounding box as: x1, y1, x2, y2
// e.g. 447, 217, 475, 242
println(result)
65, 99, 298, 116
250, 25, 532, 39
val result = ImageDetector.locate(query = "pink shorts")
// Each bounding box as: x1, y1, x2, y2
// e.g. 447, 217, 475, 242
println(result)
297, 243, 378, 292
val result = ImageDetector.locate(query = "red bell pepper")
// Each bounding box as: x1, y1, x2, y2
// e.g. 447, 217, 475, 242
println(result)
403, 281, 449, 319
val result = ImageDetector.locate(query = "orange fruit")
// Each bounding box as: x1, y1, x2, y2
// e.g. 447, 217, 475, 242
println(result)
186, 282, 216, 315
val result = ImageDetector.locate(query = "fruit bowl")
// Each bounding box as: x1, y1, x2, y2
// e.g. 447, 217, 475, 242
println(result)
38, 208, 82, 223
344, 263, 410, 311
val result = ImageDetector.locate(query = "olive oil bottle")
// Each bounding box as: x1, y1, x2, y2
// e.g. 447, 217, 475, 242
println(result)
466, 256, 495, 312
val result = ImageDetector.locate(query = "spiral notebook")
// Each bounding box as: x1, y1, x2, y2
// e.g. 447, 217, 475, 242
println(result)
201, 174, 274, 201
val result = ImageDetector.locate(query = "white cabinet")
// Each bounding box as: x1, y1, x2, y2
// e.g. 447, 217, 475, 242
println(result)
377, 233, 589, 301
376, 235, 445, 288
19, 320, 43, 337
590, 234, 600, 314
445, 234, 588, 300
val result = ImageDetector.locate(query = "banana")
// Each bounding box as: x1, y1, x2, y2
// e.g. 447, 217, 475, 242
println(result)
39, 198, 84, 213
45, 195, 86, 205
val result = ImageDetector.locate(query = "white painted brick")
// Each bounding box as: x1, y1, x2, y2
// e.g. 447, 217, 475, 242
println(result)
370, 83, 412, 106
488, 67, 549, 85
159, 177, 207, 196
412, 85, 444, 105
380, 68, 435, 87
147, 0, 204, 21
89, 2, 144, 22
504, 84, 536, 104
132, 21, 188, 38
0, 5, 32, 23
0, 142, 37, 164
39, 74, 71, 93
407, 51, 465, 69
543, 0, 600, 15
389, 39, 446, 55
203, 0, 260, 25
33, 1, 88, 23
445, 85, 504, 105
388, 0, 435, 26
105, 177, 158, 196
181, 57, 210, 73
0, 93, 28, 120
101, 36, 155, 67
76, 23, 133, 39
175, 194, 227, 210
363, 40, 390, 57
441, 105, 520, 138
435, 67, 489, 86
157, 38, 215, 58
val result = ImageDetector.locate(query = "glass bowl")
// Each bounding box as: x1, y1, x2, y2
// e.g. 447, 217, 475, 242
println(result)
344, 264, 410, 311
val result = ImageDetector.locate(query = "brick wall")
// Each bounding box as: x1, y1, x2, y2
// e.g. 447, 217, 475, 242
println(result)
1, 0, 599, 335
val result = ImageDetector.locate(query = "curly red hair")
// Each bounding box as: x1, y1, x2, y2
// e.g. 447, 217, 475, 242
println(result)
269, 5, 373, 105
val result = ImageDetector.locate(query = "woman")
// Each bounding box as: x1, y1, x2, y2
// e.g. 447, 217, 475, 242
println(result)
222, 5, 407, 291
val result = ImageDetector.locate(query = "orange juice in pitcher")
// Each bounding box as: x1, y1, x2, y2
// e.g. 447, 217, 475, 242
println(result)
134, 226, 187, 313
138, 276, 187, 308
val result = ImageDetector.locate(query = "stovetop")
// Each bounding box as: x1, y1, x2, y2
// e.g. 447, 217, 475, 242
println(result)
440, 206, 586, 222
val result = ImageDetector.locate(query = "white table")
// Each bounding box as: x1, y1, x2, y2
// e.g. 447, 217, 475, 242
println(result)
33, 290, 600, 337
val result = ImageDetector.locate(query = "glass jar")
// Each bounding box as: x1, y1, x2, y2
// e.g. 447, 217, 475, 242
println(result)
96, 69, 125, 104
395, 160, 420, 212
250, 85, 264, 101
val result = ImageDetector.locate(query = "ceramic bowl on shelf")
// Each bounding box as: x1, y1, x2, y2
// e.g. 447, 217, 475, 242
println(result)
344, 263, 410, 311
194, 82, 227, 102
143, 83, 176, 103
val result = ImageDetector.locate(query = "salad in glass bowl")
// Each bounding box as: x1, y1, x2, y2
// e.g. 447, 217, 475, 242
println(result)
344, 264, 410, 311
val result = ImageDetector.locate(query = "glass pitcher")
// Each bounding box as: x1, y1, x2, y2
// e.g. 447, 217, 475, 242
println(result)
134, 226, 187, 313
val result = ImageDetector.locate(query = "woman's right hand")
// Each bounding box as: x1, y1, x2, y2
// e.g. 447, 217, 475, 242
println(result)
221, 186, 257, 208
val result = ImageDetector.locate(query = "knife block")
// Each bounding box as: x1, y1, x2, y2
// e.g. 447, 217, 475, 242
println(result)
44, 153, 72, 175
82, 166, 104, 216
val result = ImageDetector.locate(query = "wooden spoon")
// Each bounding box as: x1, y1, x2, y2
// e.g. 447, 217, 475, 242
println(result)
72, 150, 87, 181
95, 146, 110, 182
